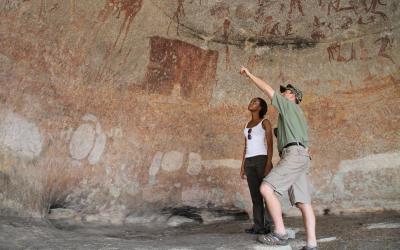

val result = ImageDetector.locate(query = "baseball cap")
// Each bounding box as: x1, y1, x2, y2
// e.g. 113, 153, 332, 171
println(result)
280, 84, 303, 103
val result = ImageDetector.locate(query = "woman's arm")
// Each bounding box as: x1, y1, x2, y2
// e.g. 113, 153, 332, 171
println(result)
240, 137, 247, 180
263, 119, 273, 176
240, 66, 275, 100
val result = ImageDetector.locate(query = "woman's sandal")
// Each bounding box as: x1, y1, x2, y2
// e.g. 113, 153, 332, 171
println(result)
257, 232, 289, 245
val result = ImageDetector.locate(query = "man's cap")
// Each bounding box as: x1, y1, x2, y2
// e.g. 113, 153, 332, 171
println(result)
280, 84, 303, 103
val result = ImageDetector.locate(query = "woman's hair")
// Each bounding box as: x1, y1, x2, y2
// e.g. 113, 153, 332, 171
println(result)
257, 97, 268, 118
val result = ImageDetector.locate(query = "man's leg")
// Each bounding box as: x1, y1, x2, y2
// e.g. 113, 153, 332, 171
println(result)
259, 146, 310, 243
260, 183, 286, 235
285, 147, 315, 247
296, 203, 317, 247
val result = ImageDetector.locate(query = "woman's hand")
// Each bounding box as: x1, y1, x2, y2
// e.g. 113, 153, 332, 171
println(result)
240, 169, 246, 180
264, 161, 273, 177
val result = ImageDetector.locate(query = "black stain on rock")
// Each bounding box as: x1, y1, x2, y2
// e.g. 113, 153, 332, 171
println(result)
161, 206, 249, 223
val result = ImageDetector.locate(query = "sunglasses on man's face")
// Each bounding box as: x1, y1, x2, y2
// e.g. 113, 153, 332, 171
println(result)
248, 128, 252, 140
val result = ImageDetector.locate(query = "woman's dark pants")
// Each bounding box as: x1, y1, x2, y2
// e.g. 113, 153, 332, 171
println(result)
244, 155, 272, 231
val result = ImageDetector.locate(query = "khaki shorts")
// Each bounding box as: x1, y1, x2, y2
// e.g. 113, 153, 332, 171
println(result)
263, 145, 313, 205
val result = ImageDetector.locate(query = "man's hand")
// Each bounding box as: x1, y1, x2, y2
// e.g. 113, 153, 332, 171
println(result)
240, 66, 250, 76
307, 148, 312, 160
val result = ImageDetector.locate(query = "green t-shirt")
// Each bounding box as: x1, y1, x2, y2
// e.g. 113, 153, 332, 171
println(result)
272, 92, 309, 153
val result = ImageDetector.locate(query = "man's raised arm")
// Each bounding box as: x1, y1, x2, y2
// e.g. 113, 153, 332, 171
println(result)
240, 66, 275, 100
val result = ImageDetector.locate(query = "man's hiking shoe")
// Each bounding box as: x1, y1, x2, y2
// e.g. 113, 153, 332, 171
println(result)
257, 232, 289, 245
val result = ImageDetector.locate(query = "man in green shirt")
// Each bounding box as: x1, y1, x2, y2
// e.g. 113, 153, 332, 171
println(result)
240, 66, 317, 250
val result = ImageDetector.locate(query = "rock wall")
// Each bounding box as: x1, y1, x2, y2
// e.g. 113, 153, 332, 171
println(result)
0, 0, 399, 220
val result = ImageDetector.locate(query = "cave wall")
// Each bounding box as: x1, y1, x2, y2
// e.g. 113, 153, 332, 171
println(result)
0, 0, 399, 220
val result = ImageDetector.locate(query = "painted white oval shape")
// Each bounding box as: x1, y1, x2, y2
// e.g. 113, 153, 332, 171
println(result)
0, 111, 42, 158
69, 124, 95, 160
88, 133, 106, 165
161, 151, 184, 172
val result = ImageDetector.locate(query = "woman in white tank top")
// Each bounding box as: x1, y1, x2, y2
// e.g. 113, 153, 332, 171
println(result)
240, 97, 274, 234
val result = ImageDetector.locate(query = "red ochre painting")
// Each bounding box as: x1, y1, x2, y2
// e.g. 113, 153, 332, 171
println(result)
145, 36, 218, 103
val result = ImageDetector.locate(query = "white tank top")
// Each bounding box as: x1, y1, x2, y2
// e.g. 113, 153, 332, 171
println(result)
244, 119, 268, 158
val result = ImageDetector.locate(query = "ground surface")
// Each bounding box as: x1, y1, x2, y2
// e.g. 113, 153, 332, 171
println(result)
0, 211, 399, 250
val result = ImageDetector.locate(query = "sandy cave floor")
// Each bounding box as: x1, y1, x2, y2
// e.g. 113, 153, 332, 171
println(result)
0, 211, 399, 250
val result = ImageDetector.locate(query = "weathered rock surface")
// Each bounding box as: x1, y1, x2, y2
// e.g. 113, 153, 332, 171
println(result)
0, 0, 399, 220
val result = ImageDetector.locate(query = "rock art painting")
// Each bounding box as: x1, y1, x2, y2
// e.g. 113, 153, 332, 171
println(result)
0, 110, 42, 159
148, 151, 241, 187
145, 36, 218, 103
69, 114, 106, 165
0, 0, 399, 218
